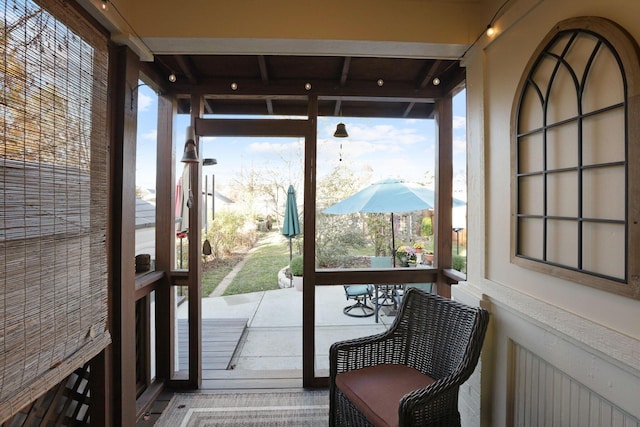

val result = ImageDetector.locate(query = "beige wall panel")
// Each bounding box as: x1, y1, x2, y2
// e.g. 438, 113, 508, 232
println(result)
546, 123, 578, 170
121, 0, 483, 46
518, 133, 543, 173
582, 109, 625, 165
469, 0, 640, 340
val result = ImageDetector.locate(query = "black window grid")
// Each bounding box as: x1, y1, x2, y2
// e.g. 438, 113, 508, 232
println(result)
514, 29, 628, 284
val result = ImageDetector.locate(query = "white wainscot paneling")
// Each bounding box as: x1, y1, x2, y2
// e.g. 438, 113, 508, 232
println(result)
513, 344, 639, 427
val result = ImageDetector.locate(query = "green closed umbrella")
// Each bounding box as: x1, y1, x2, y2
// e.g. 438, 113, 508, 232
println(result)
282, 185, 301, 286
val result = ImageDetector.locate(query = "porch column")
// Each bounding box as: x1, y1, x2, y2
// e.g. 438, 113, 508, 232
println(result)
435, 95, 454, 298
110, 45, 140, 422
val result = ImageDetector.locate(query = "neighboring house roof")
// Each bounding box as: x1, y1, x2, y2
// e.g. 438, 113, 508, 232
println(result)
208, 191, 234, 205
136, 198, 156, 229
138, 190, 235, 231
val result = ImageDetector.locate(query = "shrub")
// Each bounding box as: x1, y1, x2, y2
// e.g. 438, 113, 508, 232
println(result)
315, 213, 367, 267
290, 255, 304, 276
366, 213, 393, 257
421, 216, 433, 238
205, 211, 256, 257
452, 254, 467, 273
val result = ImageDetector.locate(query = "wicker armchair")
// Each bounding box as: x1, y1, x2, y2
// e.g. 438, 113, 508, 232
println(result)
329, 287, 490, 427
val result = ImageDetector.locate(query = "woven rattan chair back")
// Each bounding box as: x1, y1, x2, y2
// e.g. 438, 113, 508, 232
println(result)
329, 287, 490, 426
395, 288, 483, 379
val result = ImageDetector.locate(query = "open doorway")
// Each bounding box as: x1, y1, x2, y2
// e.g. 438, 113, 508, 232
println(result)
191, 134, 305, 387
172, 116, 312, 388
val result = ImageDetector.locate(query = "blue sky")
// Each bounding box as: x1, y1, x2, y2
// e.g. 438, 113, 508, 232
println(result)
135, 86, 467, 199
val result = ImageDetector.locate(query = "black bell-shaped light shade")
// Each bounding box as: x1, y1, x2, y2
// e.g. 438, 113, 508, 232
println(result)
181, 125, 199, 163
333, 122, 348, 138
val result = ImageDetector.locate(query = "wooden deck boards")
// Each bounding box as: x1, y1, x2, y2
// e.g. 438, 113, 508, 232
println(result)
177, 318, 248, 371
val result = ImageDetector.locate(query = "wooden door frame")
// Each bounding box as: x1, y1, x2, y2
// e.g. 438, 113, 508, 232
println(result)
171, 90, 458, 388
195, 111, 318, 385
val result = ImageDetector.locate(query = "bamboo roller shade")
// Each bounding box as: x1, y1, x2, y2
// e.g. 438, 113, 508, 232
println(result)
0, 0, 111, 421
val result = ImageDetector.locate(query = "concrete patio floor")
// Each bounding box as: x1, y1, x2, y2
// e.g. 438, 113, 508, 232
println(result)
177, 285, 396, 378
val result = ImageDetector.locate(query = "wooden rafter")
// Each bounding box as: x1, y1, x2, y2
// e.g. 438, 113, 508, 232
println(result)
257, 55, 274, 114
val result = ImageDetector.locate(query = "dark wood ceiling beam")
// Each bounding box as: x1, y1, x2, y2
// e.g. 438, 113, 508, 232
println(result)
333, 57, 351, 115
202, 93, 438, 104
339, 57, 351, 86
265, 99, 274, 114
196, 118, 312, 137
174, 55, 199, 85
403, 102, 416, 118
170, 80, 443, 101
257, 55, 269, 83
139, 61, 171, 94
401, 60, 444, 117
257, 55, 274, 114
441, 67, 467, 96
334, 99, 342, 116
181, 100, 436, 118
203, 99, 214, 114
418, 60, 442, 89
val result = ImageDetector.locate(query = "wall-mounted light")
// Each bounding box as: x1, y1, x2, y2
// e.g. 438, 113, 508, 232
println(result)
486, 25, 496, 37
100, 0, 108, 11
377, 79, 384, 87
181, 126, 199, 163
432, 77, 441, 86
130, 82, 150, 110
168, 73, 177, 83
231, 82, 238, 90
304, 82, 312, 90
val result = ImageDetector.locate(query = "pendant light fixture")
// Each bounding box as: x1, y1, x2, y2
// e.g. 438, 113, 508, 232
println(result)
181, 125, 199, 163
334, 123, 348, 138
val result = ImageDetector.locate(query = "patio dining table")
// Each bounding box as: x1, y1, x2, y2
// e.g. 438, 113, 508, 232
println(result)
374, 283, 405, 323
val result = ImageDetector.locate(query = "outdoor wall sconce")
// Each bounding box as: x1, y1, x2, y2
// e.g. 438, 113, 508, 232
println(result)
130, 82, 154, 110
181, 126, 199, 163
334, 123, 348, 138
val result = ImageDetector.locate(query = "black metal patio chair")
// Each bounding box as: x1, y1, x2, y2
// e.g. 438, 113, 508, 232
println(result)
342, 285, 375, 317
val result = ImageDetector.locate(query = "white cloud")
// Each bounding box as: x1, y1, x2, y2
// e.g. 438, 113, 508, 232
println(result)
142, 129, 157, 141
453, 136, 466, 155
453, 115, 466, 129
248, 141, 301, 154
138, 92, 152, 112
349, 124, 427, 146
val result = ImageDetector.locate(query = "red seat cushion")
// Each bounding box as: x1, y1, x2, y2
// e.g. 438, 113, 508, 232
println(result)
335, 364, 436, 427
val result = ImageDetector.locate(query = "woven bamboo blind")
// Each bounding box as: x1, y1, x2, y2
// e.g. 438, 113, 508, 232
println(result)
0, 0, 110, 421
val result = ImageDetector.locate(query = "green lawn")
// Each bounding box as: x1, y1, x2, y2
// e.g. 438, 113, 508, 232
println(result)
222, 236, 292, 296
201, 253, 245, 297
201, 237, 467, 297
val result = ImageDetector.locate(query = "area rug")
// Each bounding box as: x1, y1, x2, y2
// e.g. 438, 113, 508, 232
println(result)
154, 390, 329, 426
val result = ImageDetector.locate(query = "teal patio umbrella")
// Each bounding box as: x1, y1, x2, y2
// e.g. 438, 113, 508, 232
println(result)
282, 185, 301, 285
323, 178, 465, 266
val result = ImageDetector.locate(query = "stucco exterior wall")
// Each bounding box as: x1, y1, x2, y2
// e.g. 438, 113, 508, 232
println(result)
461, 0, 640, 425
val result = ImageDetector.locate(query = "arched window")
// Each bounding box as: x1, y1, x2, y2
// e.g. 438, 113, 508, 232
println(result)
511, 17, 640, 298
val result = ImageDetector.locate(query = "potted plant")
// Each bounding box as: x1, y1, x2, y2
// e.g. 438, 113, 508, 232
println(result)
412, 241, 425, 253
395, 246, 416, 267
424, 250, 434, 265
289, 255, 304, 291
